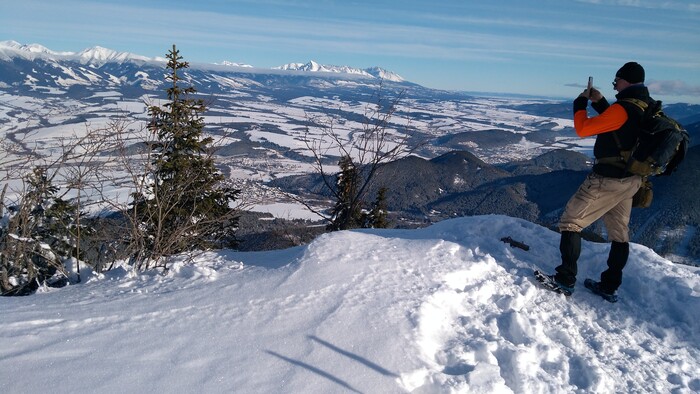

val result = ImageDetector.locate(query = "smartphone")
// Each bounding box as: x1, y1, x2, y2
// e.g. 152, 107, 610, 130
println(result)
587, 76, 593, 91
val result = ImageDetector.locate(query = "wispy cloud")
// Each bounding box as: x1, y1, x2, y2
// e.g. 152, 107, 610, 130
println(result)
565, 79, 700, 97
575, 0, 700, 12
647, 80, 700, 96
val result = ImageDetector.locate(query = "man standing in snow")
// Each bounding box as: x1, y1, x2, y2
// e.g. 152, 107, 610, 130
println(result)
539, 62, 651, 302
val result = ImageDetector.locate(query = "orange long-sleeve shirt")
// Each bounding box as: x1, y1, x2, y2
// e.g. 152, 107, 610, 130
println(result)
574, 103, 628, 137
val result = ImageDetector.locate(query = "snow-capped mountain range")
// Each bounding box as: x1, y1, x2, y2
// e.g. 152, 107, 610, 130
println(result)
0, 40, 403, 81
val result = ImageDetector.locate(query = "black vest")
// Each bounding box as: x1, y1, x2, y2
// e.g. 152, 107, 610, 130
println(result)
592, 85, 651, 178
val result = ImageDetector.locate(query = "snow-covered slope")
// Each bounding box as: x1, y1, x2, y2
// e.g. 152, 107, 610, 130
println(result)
1, 216, 698, 393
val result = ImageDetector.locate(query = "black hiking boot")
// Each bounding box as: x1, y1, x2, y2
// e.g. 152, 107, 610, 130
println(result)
534, 270, 574, 296
584, 279, 618, 303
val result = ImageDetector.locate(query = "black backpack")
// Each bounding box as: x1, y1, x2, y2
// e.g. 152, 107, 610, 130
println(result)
620, 98, 690, 176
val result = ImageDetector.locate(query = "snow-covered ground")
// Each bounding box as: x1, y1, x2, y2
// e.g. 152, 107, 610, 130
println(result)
1, 215, 698, 393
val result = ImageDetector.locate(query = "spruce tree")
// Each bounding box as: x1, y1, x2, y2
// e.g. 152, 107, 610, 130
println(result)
327, 155, 362, 231
364, 187, 389, 229
130, 45, 238, 269
0, 167, 80, 295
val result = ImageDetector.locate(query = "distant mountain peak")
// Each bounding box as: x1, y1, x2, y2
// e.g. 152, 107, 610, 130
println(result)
18, 43, 55, 54
217, 61, 254, 68
364, 66, 404, 83
76, 46, 150, 65
78, 46, 119, 60
274, 60, 404, 82
0, 40, 71, 61
274, 60, 364, 74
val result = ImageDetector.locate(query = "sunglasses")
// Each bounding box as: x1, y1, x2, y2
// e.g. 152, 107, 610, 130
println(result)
612, 77, 622, 87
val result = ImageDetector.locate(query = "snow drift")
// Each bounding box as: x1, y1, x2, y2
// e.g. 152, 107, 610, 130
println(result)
1, 215, 698, 393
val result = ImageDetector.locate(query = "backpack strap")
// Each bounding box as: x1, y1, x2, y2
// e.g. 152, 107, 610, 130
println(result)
619, 98, 648, 112
621, 98, 664, 123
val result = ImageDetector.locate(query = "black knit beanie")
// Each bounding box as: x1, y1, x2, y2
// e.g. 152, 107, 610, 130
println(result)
616, 62, 645, 84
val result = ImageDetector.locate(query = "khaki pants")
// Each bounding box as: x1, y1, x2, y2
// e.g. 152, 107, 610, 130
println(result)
558, 173, 643, 242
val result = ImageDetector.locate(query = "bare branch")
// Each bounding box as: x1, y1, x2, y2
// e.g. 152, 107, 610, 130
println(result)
300, 83, 415, 230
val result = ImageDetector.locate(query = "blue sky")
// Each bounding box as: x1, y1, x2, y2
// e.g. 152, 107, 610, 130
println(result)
2, 0, 699, 103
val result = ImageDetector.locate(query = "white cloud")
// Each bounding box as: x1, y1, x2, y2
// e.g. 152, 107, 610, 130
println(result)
647, 80, 700, 96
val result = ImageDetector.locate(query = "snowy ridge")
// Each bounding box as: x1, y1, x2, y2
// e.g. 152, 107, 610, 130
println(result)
0, 40, 66, 61
275, 60, 404, 82
275, 60, 371, 75
1, 215, 697, 393
217, 60, 254, 68
0, 41, 68, 57
76, 46, 151, 66
365, 66, 404, 82
0, 40, 150, 65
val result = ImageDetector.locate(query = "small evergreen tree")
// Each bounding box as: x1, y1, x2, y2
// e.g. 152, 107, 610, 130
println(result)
364, 187, 389, 229
327, 155, 362, 231
0, 167, 82, 295
128, 45, 239, 270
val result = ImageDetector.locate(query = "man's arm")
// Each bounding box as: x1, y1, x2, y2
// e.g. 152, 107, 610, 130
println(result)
573, 92, 627, 137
